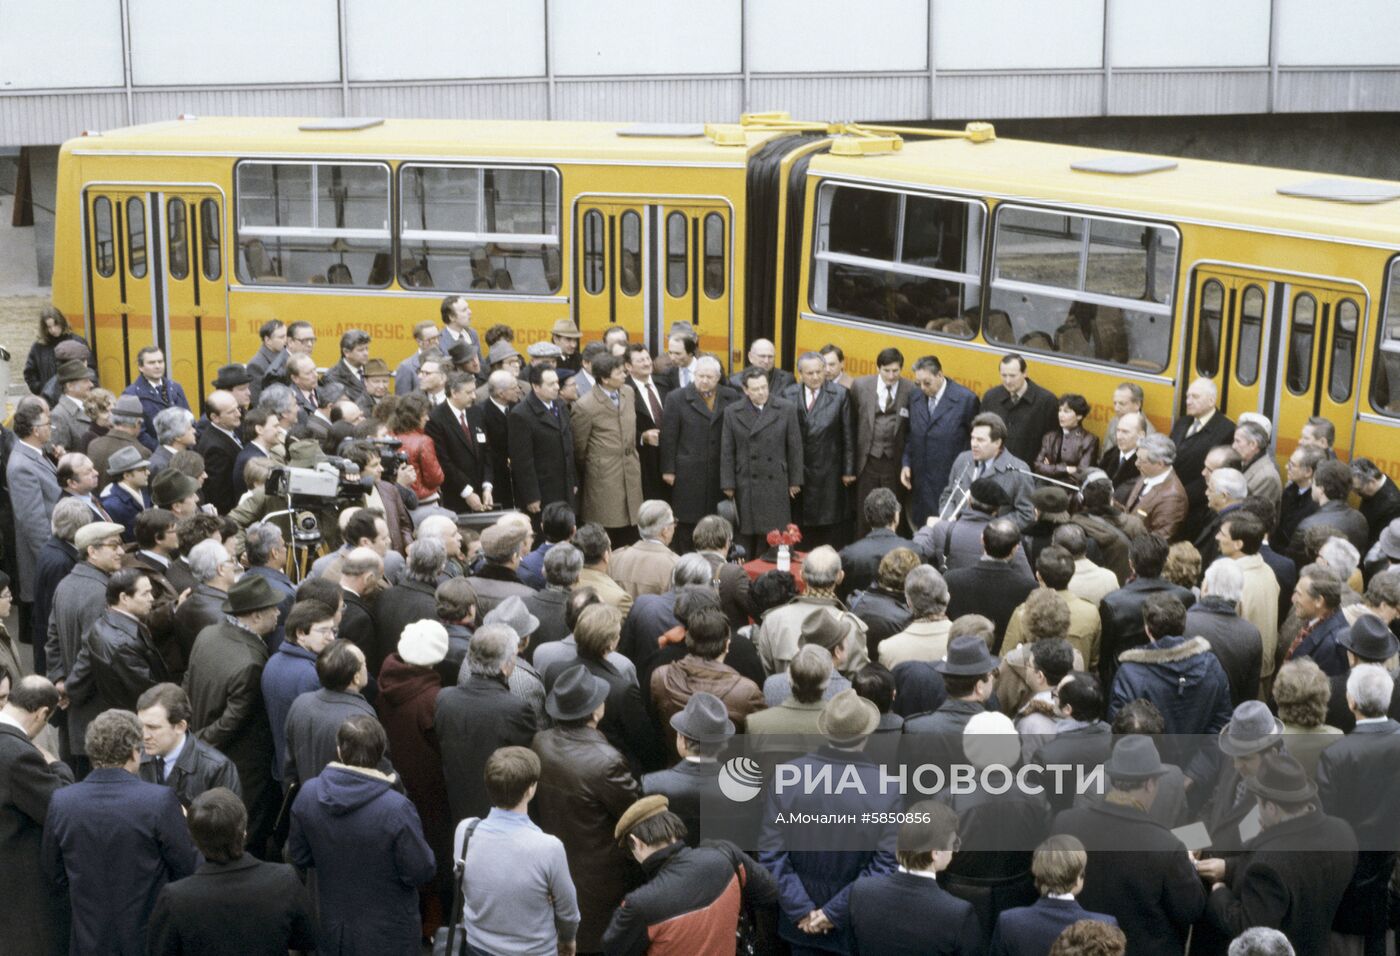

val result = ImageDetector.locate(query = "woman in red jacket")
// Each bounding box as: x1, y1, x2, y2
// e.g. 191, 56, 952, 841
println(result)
391, 393, 445, 507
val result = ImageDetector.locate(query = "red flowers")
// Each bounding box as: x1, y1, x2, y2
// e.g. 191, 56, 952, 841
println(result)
766, 524, 803, 548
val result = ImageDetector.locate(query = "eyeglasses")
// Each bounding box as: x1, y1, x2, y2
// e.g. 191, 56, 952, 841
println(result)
296, 336, 317, 345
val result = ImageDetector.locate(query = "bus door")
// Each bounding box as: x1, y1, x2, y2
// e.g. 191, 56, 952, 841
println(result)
1190, 266, 1364, 457
575, 197, 731, 351
160, 191, 228, 399
85, 188, 155, 388
84, 186, 227, 393
1271, 280, 1366, 458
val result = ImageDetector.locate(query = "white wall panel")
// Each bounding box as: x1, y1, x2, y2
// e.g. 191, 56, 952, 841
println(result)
553, 79, 742, 122
0, 0, 124, 89
345, 0, 545, 81
128, 0, 341, 85
1278, 0, 1400, 66
349, 82, 550, 120
934, 0, 1102, 70
748, 0, 927, 73
550, 0, 740, 76
1110, 0, 1269, 68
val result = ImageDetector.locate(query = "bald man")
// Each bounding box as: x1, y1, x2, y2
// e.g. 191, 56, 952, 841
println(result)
195, 389, 245, 514
729, 338, 795, 394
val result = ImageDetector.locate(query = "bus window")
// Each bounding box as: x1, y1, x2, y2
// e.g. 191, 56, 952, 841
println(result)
990, 206, 1178, 372
201, 199, 221, 281
703, 212, 724, 299
620, 211, 641, 296
812, 182, 983, 337
167, 198, 188, 280
127, 197, 147, 278
1286, 293, 1317, 394
666, 211, 687, 297
1197, 279, 1224, 377
1330, 298, 1358, 402
398, 164, 560, 293
582, 209, 604, 295
93, 196, 115, 277
1236, 285, 1264, 386
236, 161, 390, 287
1373, 259, 1400, 415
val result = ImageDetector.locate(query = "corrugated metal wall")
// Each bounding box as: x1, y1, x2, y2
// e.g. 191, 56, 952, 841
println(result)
5, 0, 1400, 145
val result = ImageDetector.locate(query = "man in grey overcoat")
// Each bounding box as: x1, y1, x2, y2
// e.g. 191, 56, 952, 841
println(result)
721, 366, 804, 557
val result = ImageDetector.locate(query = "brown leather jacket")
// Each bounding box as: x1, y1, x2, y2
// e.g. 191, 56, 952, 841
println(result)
649, 655, 766, 738
1034, 426, 1100, 483
532, 725, 642, 951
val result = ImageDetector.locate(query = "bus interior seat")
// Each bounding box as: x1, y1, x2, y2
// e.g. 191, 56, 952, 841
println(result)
243, 240, 280, 280
367, 253, 392, 286
327, 263, 353, 285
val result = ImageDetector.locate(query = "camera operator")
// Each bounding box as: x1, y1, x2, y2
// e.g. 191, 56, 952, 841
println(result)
341, 441, 415, 555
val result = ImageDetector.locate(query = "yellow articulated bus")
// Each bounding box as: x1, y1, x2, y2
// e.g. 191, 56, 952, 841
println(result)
51, 114, 1400, 475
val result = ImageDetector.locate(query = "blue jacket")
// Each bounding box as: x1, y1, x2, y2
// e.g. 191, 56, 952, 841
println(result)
902, 377, 979, 525
1289, 610, 1350, 677
122, 376, 191, 450
758, 747, 899, 953
517, 539, 551, 590
849, 869, 981, 955
288, 764, 436, 956
260, 641, 320, 783
1108, 635, 1232, 785
990, 897, 1119, 956
41, 767, 198, 955
101, 483, 152, 542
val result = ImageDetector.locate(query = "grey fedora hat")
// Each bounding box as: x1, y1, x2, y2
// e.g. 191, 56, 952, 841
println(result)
1218, 700, 1284, 757
1245, 752, 1317, 804
106, 445, 151, 476
669, 691, 735, 744
1104, 734, 1169, 781
933, 634, 1000, 676
482, 595, 540, 639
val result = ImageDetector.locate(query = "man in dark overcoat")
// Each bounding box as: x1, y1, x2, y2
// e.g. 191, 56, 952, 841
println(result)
509, 365, 577, 517
720, 367, 804, 557
782, 351, 856, 551
900, 354, 979, 526
183, 575, 282, 856
659, 355, 741, 554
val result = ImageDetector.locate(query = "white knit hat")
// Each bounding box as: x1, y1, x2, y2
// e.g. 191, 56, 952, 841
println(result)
398, 619, 449, 668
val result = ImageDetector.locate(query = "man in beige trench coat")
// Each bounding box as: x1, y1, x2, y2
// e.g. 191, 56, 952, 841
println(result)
573, 352, 646, 546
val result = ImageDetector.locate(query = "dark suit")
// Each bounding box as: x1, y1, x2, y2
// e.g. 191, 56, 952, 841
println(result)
849, 869, 982, 955
981, 378, 1059, 466
630, 376, 671, 501
1317, 718, 1400, 944
1098, 577, 1196, 687
196, 425, 244, 514
0, 722, 74, 956
123, 376, 191, 450
508, 392, 577, 511
1184, 596, 1262, 706
425, 399, 493, 512
720, 398, 804, 539
1052, 800, 1205, 956
729, 366, 796, 394
851, 373, 915, 533
148, 855, 316, 956
544, 654, 666, 775
1206, 809, 1357, 954
945, 558, 1038, 653
324, 358, 373, 412
1297, 499, 1371, 555
480, 399, 514, 508
173, 583, 227, 666
838, 526, 935, 598
642, 760, 724, 848
231, 442, 269, 498
904, 378, 980, 526
139, 736, 243, 808
1099, 445, 1142, 503
1286, 609, 1349, 677
42, 767, 199, 955
372, 578, 437, 676
1168, 410, 1236, 539
781, 380, 854, 537
1275, 482, 1318, 554
991, 897, 1118, 956
339, 590, 378, 681
292, 386, 318, 425
660, 383, 743, 524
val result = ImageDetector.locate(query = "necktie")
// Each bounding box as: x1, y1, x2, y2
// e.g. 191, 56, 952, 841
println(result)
1187, 419, 1201, 438
927, 394, 938, 417
646, 383, 663, 424
880, 387, 890, 414
807, 389, 816, 412
681, 367, 692, 389
459, 409, 471, 435
550, 403, 559, 420
157, 381, 169, 404
93, 499, 113, 521
154, 755, 166, 782
973, 460, 985, 481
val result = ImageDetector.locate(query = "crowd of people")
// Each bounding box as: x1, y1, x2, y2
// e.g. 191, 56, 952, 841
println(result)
2, 296, 1400, 955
